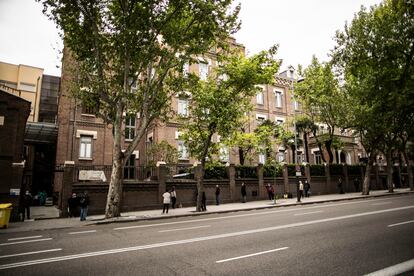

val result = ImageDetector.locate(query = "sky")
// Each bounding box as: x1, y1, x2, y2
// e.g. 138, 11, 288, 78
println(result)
0, 0, 382, 77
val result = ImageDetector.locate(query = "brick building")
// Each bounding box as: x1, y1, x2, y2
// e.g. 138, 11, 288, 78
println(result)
54, 40, 361, 200
0, 89, 30, 216
0, 61, 60, 200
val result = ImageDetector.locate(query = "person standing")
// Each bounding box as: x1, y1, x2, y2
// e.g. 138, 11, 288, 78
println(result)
338, 178, 344, 194
215, 185, 220, 205
170, 186, 177, 209
23, 190, 32, 220
79, 191, 89, 221
266, 184, 274, 200
67, 193, 78, 217
241, 182, 247, 203
353, 178, 360, 192
298, 181, 304, 201
201, 192, 207, 211
304, 180, 311, 197
162, 190, 171, 214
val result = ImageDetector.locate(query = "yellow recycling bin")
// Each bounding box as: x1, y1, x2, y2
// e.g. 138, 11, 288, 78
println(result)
0, 203, 13, 228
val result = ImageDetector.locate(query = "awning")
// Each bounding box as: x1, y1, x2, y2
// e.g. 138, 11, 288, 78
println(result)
24, 122, 58, 144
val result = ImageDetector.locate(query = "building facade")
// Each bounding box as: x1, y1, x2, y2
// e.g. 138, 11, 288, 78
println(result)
55, 40, 361, 195
0, 61, 60, 202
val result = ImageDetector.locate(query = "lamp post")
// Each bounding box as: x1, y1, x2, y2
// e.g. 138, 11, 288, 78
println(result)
290, 70, 300, 202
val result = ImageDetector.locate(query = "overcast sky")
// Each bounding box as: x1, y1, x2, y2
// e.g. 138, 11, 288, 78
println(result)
0, 0, 382, 76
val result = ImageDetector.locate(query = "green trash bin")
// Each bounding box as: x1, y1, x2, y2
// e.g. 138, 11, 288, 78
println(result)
0, 203, 13, 228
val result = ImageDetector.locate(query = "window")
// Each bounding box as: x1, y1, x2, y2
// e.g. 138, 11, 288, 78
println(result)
259, 153, 266, 164
256, 91, 264, 105
275, 91, 283, 108
219, 146, 229, 162
277, 151, 285, 162
79, 136, 92, 159
293, 100, 299, 111
275, 117, 285, 125
82, 104, 97, 115
296, 151, 303, 164
178, 141, 189, 160
125, 115, 136, 141
256, 114, 267, 123
183, 63, 190, 76
124, 154, 135, 179
199, 62, 208, 80
178, 99, 189, 116
314, 151, 322, 164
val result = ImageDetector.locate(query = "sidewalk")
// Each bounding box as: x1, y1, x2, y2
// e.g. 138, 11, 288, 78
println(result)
1, 188, 413, 234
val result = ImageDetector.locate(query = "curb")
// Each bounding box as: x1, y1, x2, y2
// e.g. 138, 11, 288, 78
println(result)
91, 190, 414, 226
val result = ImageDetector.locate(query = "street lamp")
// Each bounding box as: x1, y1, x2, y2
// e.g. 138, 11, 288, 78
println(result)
290, 68, 304, 202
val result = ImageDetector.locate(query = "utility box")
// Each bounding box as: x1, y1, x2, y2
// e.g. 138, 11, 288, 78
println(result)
0, 203, 13, 228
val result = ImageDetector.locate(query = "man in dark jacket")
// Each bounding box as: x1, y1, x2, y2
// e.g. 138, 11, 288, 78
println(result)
23, 190, 32, 220
241, 182, 247, 203
215, 185, 220, 205
67, 193, 78, 217
79, 191, 89, 221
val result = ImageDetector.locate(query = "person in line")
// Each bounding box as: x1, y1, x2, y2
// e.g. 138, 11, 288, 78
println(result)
298, 181, 304, 201
304, 180, 311, 197
266, 183, 274, 200
215, 185, 220, 205
22, 190, 32, 220
353, 178, 360, 192
241, 182, 247, 203
338, 178, 344, 194
79, 191, 89, 221
201, 191, 207, 211
162, 189, 171, 214
170, 186, 177, 209
68, 192, 78, 217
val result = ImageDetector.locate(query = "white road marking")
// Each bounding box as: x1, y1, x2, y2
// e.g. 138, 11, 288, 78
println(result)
294, 211, 324, 216
1, 205, 413, 270
216, 247, 289, 263
8, 235, 43, 241
114, 197, 402, 231
158, 225, 210, 233
364, 258, 414, 276
0, 249, 62, 259
371, 202, 392, 206
0, 238, 53, 246
387, 219, 414, 228
68, 230, 97, 235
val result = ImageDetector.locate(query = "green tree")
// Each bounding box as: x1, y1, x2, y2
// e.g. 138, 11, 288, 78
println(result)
295, 56, 348, 164
40, 0, 240, 217
147, 141, 179, 166
180, 47, 280, 211
332, 0, 414, 193
295, 115, 318, 163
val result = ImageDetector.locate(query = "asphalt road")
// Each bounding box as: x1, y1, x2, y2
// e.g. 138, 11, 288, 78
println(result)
0, 194, 413, 276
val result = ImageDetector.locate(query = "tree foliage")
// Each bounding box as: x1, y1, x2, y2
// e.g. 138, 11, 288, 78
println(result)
180, 46, 281, 211
40, 0, 241, 217
295, 56, 347, 164
332, 0, 414, 193
147, 141, 179, 166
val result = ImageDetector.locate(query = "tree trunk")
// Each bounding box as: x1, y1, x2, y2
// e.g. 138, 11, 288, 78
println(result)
239, 147, 245, 165
402, 150, 414, 191
325, 140, 334, 164
362, 154, 374, 195
303, 132, 309, 163
196, 165, 205, 212
105, 106, 124, 218
196, 129, 214, 212
386, 149, 394, 193
105, 154, 124, 218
